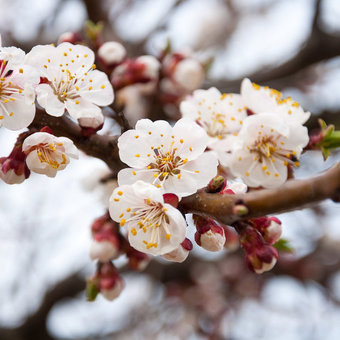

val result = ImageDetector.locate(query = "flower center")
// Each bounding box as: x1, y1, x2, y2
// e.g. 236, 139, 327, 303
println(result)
50, 70, 80, 103
149, 145, 187, 183
34, 143, 67, 169
199, 113, 228, 140
120, 199, 171, 250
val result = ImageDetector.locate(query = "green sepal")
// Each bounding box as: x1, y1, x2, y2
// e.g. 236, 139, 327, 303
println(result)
86, 279, 99, 302
273, 238, 294, 253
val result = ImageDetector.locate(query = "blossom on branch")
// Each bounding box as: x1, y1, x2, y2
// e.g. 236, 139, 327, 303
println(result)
230, 114, 309, 188
117, 118, 218, 197
25, 42, 113, 125
0, 45, 38, 130
22, 131, 78, 177
241, 78, 310, 124
109, 181, 187, 256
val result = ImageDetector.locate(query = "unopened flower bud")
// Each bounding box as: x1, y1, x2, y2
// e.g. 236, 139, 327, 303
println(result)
78, 114, 104, 136
87, 262, 124, 301
223, 225, 240, 252
162, 238, 192, 262
194, 215, 225, 252
90, 240, 119, 262
90, 213, 120, 262
0, 132, 30, 184
220, 182, 247, 195
136, 55, 160, 80
238, 225, 278, 274
58, 31, 83, 45
252, 216, 282, 245
245, 246, 278, 274
98, 262, 124, 301
173, 58, 204, 91
127, 248, 150, 271
207, 175, 226, 193
112, 56, 160, 89
98, 41, 126, 66
232, 204, 249, 216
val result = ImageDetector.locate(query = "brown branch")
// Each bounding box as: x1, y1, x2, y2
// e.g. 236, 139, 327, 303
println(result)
29, 110, 340, 224
179, 163, 340, 225
29, 110, 125, 174
210, 0, 340, 93
0, 273, 84, 340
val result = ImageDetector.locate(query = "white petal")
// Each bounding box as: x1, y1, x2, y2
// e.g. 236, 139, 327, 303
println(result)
36, 84, 65, 117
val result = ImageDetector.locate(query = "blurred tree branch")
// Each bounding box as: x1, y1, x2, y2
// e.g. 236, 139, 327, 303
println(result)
0, 273, 84, 340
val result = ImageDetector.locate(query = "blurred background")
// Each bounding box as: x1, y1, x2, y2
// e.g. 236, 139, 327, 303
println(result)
1, 0, 340, 339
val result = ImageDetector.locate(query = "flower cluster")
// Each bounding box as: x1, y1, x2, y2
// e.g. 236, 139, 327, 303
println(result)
108, 117, 219, 260
180, 78, 310, 188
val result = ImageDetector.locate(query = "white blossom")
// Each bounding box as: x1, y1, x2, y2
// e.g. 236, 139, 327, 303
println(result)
117, 118, 218, 197
180, 87, 247, 167
25, 43, 113, 123
230, 114, 309, 188
109, 181, 187, 256
0, 45, 38, 130
22, 132, 78, 177
0, 167, 25, 184
241, 78, 310, 124
98, 41, 126, 65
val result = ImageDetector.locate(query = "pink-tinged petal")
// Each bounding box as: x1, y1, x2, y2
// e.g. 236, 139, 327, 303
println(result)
36, 84, 65, 117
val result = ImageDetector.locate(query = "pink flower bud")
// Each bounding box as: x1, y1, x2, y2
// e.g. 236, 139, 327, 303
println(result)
58, 32, 83, 45
90, 214, 120, 262
90, 240, 119, 262
78, 114, 104, 136
223, 225, 240, 252
252, 216, 282, 244
173, 58, 204, 91
238, 225, 278, 274
97, 262, 124, 301
245, 246, 278, 274
126, 248, 150, 271
0, 133, 30, 185
194, 215, 226, 252
207, 175, 226, 193
98, 41, 126, 66
162, 238, 192, 262
112, 56, 160, 89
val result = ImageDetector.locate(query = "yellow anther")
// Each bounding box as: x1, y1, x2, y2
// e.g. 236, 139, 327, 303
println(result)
131, 228, 137, 236
120, 219, 126, 226
117, 191, 123, 196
